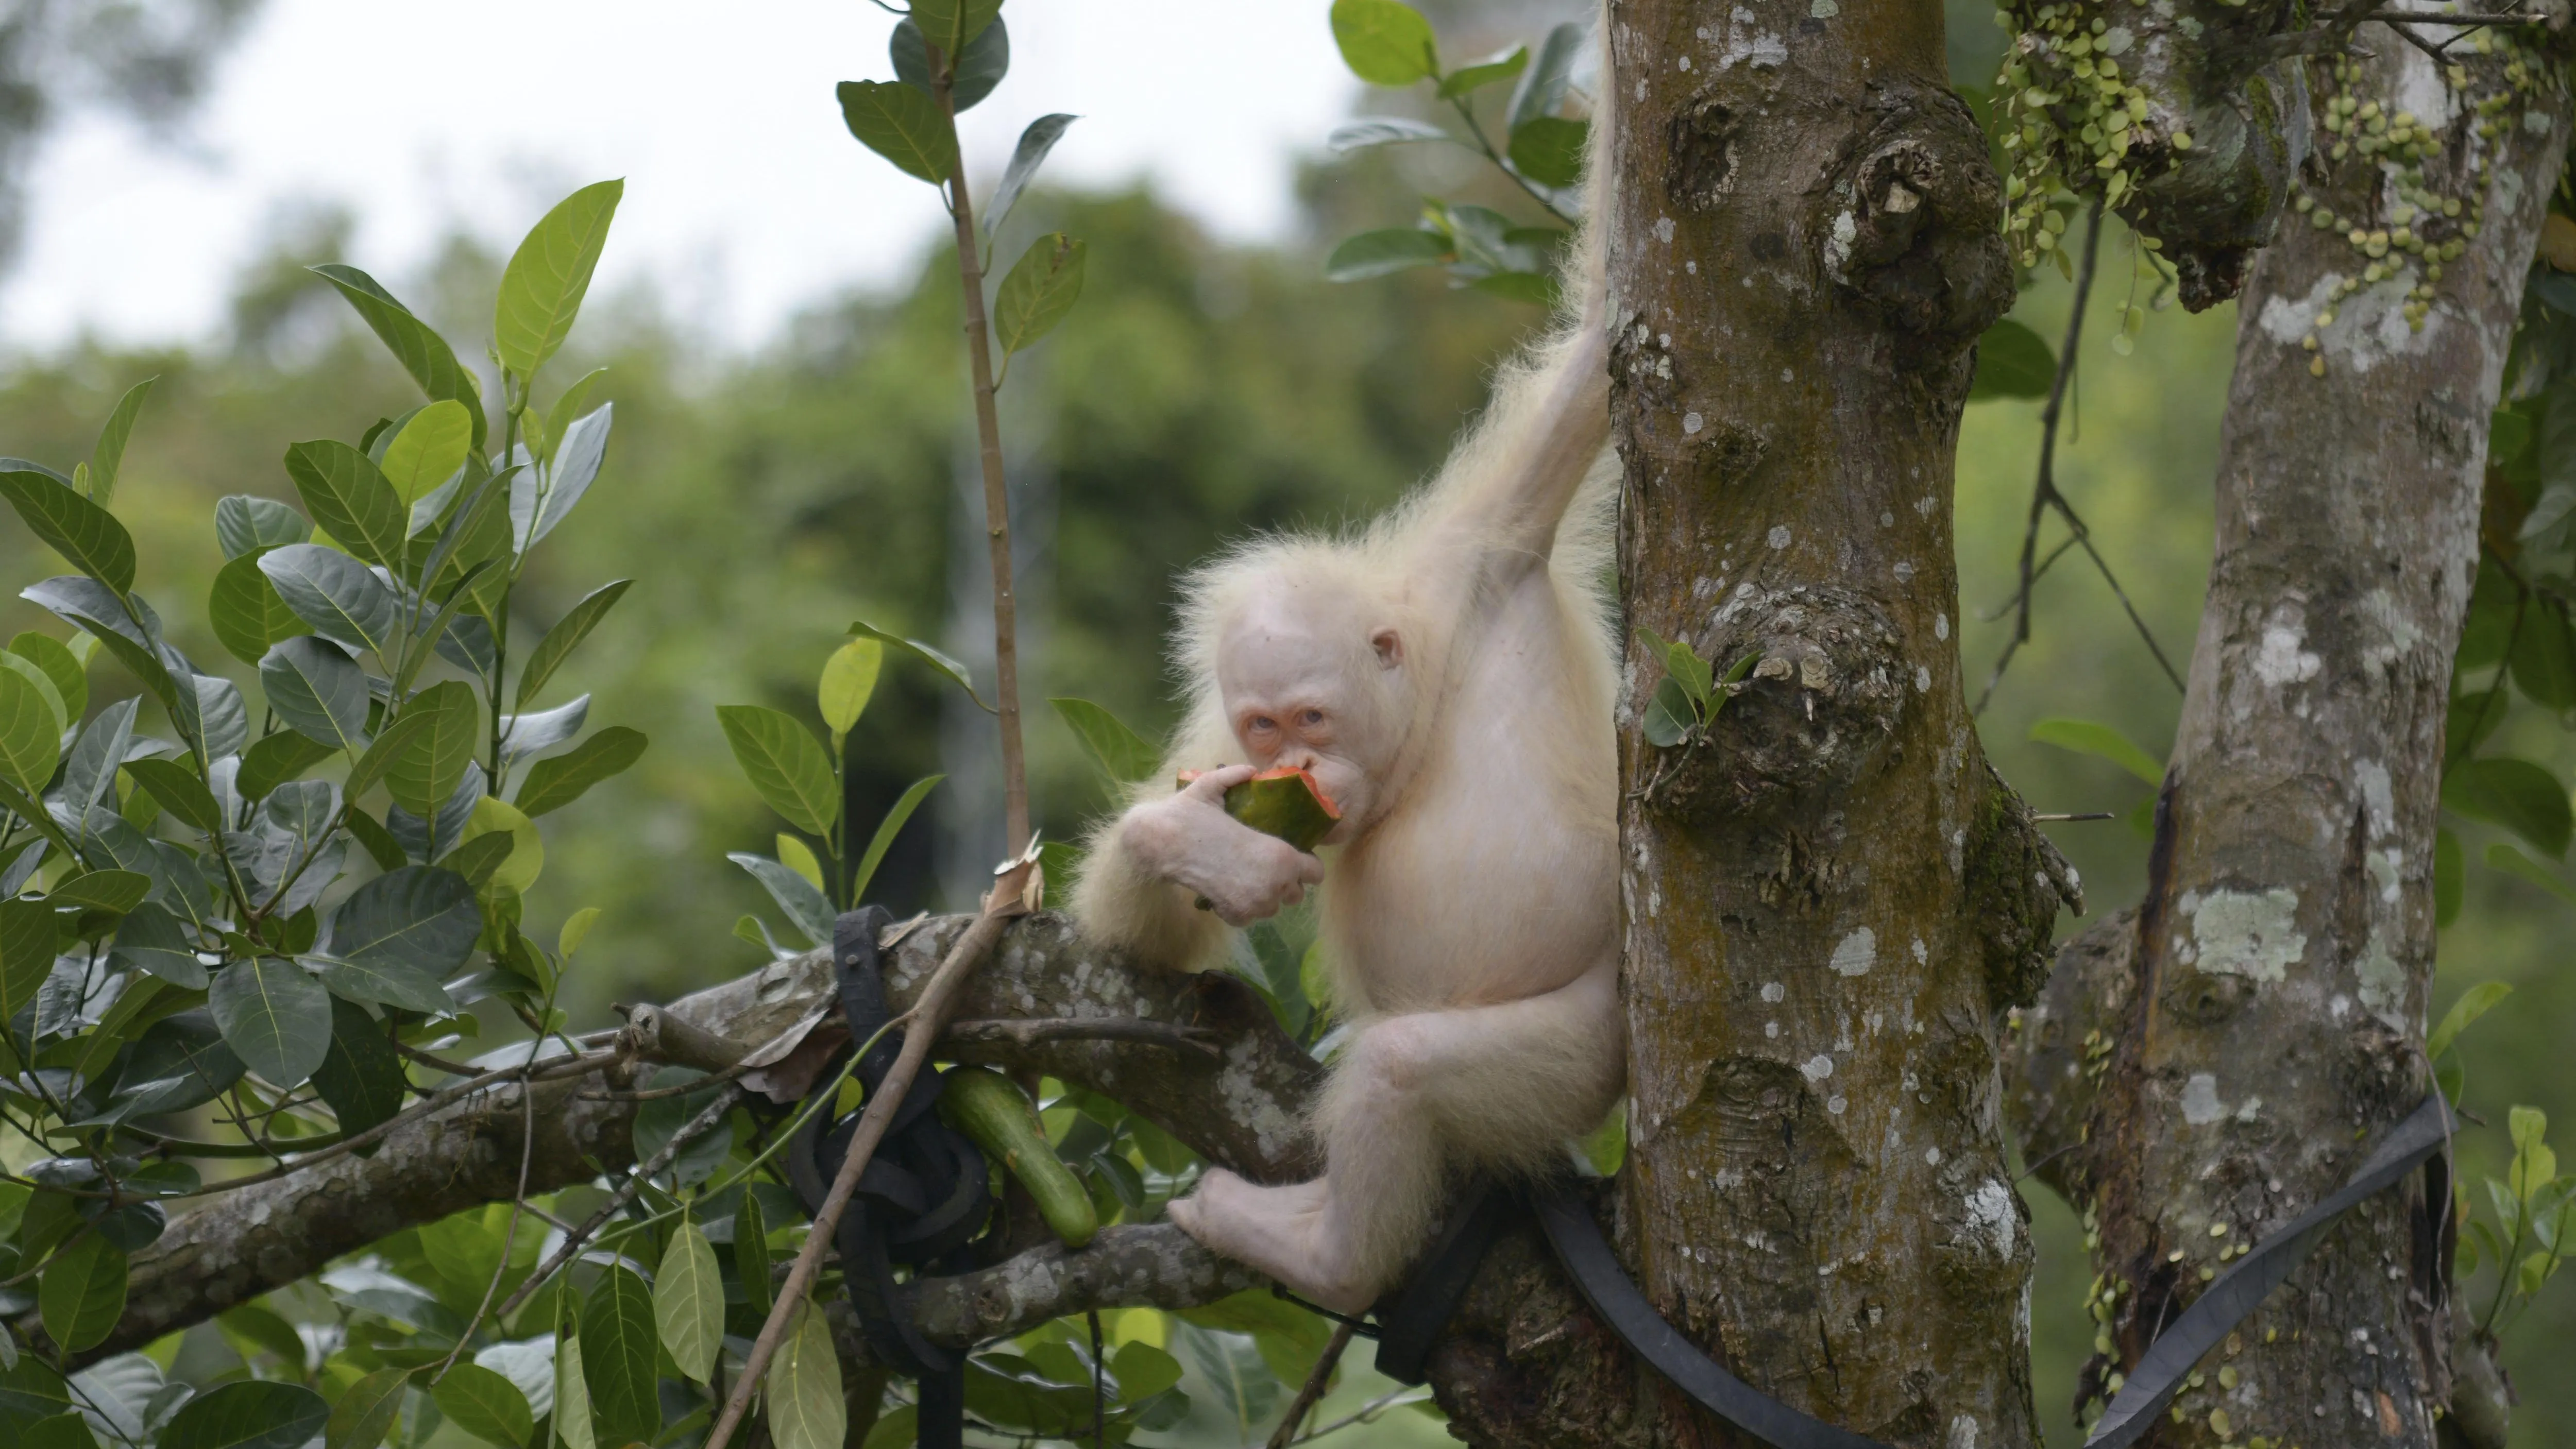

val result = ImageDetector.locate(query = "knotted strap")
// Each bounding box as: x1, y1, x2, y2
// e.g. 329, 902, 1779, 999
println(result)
788, 906, 995, 1449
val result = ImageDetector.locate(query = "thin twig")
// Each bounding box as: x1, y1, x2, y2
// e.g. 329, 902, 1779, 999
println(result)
1267, 1321, 1358, 1449
1976, 202, 2185, 712
1088, 1309, 1107, 1449
489, 1084, 743, 1323
434, 1056, 541, 1378
1981, 201, 2104, 715
2030, 812, 2117, 822
1281, 1385, 1433, 1447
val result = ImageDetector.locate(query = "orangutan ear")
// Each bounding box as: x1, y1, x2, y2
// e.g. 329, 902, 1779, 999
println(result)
1371, 628, 1403, 669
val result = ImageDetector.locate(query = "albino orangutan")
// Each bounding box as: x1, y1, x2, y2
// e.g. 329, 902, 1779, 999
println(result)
1071, 99, 1620, 1316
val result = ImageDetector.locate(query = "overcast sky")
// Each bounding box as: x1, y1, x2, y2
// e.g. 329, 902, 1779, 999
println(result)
1, 0, 1360, 353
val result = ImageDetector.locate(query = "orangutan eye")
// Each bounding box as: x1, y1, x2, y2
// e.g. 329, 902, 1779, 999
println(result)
1300, 709, 1325, 727
1250, 717, 1276, 734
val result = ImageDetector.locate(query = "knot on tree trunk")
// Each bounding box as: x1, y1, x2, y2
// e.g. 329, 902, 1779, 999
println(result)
1995, 0, 2310, 310
1640, 587, 1911, 824
1820, 84, 2014, 355
1963, 760, 2087, 1013
2001, 908, 2138, 1199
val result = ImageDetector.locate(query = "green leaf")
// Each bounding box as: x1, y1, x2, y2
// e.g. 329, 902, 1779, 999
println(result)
159, 1380, 329, 1449
852, 775, 943, 904
210, 957, 333, 1088
994, 233, 1086, 355
26, 1409, 99, 1449
819, 638, 884, 742
259, 638, 370, 753
313, 997, 407, 1151
2029, 717, 2164, 786
1050, 697, 1158, 783
1970, 318, 2058, 401
38, 1233, 125, 1353
432, 1362, 533, 1448
122, 758, 221, 834
1439, 45, 1527, 98
310, 266, 486, 450
330, 865, 482, 980
836, 80, 958, 184
910, 0, 1002, 55
730, 854, 834, 948
1324, 228, 1453, 281
982, 113, 1077, 245
717, 706, 839, 835
2430, 980, 2514, 1059
2485, 839, 2576, 901
1641, 677, 1695, 748
891, 16, 1009, 113
0, 656, 64, 795
553, 1334, 594, 1449
1506, 115, 1587, 189
653, 1219, 724, 1383
734, 1187, 772, 1317
1324, 117, 1453, 152
209, 551, 306, 667
515, 580, 631, 709
283, 441, 408, 569
1507, 22, 1582, 132
847, 620, 989, 708
325, 1368, 410, 1449
113, 905, 209, 989
370, 680, 480, 816
46, 870, 149, 914
2444, 756, 2573, 858
462, 796, 544, 896
7, 633, 87, 723
0, 898, 53, 1033
21, 576, 183, 720
2512, 596, 2576, 708
258, 543, 399, 658
1329, 0, 1437, 85
379, 400, 473, 507
762, 1299, 846, 1449
513, 403, 613, 553
88, 376, 156, 509
495, 180, 623, 382
238, 730, 337, 803
512, 726, 647, 818
0, 470, 135, 594
214, 496, 312, 560
579, 1267, 660, 1449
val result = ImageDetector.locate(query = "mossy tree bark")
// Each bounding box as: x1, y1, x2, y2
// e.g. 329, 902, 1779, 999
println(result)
2007, 32, 2570, 1449
1513, 0, 2076, 1443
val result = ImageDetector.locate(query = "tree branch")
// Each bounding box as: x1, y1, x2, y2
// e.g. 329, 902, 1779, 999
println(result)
33, 911, 1321, 1366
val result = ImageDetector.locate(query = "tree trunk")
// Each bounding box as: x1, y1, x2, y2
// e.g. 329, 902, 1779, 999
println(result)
2007, 36, 2570, 1449
1547, 1, 2071, 1443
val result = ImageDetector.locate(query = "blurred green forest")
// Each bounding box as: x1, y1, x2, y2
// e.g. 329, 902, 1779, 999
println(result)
1, 40, 2570, 1449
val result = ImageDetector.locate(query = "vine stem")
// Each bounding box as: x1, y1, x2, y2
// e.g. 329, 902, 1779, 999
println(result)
940, 60, 1030, 858
1266, 1321, 1357, 1449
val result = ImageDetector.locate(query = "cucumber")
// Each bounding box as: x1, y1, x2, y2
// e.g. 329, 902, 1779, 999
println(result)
938, 1067, 1099, 1248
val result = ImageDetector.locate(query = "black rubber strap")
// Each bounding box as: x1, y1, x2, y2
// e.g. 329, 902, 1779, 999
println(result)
2082, 1090, 2453, 1449
1371, 1183, 1515, 1385
790, 906, 996, 1449
1533, 1187, 1893, 1449
1362, 1090, 2450, 1449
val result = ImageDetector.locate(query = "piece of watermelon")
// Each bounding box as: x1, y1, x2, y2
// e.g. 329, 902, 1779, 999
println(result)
1177, 765, 1342, 853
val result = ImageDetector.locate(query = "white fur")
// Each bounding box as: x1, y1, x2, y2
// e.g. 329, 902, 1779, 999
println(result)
1069, 36, 1624, 1312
